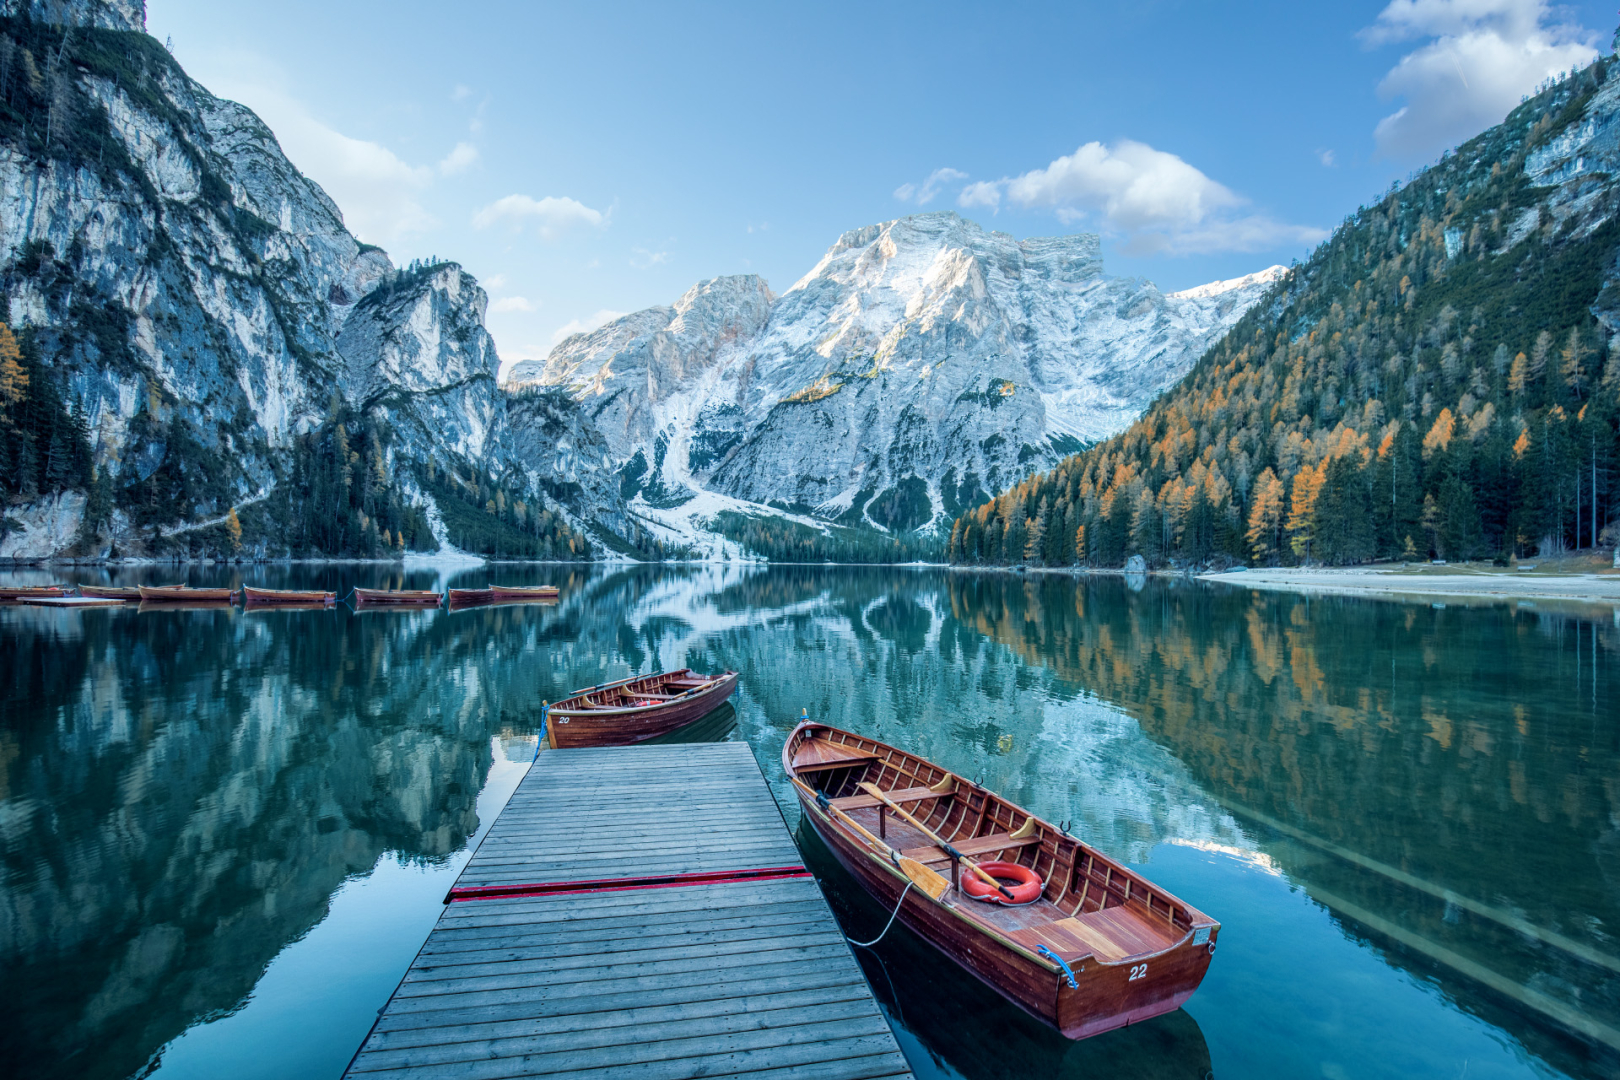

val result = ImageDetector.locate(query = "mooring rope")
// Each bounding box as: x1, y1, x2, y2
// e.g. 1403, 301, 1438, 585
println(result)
845, 880, 914, 948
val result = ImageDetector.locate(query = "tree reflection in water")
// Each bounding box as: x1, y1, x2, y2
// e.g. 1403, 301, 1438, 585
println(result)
0, 565, 1614, 1079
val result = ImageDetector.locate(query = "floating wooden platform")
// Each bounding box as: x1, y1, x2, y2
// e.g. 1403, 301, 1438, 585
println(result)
344, 742, 914, 1080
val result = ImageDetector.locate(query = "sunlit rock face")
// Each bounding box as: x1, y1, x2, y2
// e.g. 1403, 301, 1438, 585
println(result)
510, 212, 1279, 534
0, 1, 630, 557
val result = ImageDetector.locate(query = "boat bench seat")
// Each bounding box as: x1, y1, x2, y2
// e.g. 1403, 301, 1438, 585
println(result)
1010, 906, 1180, 965
829, 785, 951, 811
903, 832, 1040, 865
627, 692, 677, 700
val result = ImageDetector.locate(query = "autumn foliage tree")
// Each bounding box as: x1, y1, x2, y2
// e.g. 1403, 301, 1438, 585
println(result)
948, 59, 1620, 569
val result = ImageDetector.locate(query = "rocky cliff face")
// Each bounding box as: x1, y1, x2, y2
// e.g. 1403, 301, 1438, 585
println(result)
509, 212, 1281, 536
0, 1, 631, 559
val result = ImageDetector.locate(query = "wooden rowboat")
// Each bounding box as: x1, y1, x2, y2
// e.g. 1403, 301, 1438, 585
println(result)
488, 584, 559, 599
785, 721, 1220, 1041
353, 587, 442, 606
138, 585, 238, 603
0, 585, 68, 600
546, 668, 740, 749
78, 585, 142, 600
447, 587, 495, 607
242, 585, 336, 605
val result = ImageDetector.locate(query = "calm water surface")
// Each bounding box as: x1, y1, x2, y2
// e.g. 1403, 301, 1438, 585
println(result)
0, 565, 1615, 1079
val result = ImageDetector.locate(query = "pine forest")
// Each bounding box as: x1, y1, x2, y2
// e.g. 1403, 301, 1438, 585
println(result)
949, 60, 1620, 569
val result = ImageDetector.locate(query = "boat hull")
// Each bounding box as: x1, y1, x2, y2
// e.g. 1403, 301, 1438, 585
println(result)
242, 586, 335, 605
0, 586, 67, 600
548, 672, 739, 748
77, 585, 141, 600
488, 585, 559, 599
353, 588, 441, 606
785, 721, 1218, 1041
137, 586, 238, 602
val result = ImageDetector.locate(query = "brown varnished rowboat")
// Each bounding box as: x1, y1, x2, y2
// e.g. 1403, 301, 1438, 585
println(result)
0, 585, 68, 600
447, 587, 495, 607
546, 668, 740, 749
353, 587, 442, 606
785, 721, 1220, 1041
78, 585, 142, 600
138, 585, 238, 603
242, 585, 336, 605
488, 584, 559, 599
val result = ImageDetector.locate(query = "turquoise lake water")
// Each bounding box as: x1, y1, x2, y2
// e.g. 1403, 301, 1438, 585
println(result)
0, 565, 1615, 1079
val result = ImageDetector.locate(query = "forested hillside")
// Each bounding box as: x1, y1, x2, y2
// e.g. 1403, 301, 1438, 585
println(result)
950, 58, 1620, 568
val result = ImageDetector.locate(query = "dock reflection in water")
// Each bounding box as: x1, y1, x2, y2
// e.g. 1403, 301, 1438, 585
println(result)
0, 564, 1615, 1080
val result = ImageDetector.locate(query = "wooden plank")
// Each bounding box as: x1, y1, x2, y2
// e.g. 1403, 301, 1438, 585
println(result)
345, 743, 912, 1080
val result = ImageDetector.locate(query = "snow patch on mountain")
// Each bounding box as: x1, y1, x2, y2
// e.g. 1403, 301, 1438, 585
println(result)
508, 212, 1280, 541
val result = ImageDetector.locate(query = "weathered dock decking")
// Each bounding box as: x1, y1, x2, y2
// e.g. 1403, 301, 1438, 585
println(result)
344, 741, 915, 1080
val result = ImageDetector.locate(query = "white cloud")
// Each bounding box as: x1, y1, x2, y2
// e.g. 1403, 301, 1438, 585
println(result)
630, 247, 669, 268
171, 50, 495, 249
438, 142, 478, 175
894, 167, 969, 205
472, 194, 607, 239
550, 309, 627, 344
960, 140, 1325, 255
491, 296, 535, 313
483, 273, 507, 289
1360, 0, 1599, 159
1318, 148, 1337, 167
451, 84, 472, 102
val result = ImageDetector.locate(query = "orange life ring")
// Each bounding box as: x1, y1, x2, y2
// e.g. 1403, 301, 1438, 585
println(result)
960, 861, 1042, 904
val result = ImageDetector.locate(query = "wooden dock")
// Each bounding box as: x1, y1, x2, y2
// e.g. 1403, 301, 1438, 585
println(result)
344, 741, 915, 1080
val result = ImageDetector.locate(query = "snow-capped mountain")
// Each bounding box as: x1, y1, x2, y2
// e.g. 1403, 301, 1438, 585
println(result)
508, 212, 1282, 536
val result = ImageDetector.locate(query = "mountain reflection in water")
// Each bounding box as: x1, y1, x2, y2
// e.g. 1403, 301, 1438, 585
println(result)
0, 565, 1614, 1080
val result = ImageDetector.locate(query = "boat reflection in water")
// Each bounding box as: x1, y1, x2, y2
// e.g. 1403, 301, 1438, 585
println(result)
799, 822, 1214, 1079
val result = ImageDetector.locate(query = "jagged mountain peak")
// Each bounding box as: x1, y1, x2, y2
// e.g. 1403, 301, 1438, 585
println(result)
500, 212, 1281, 548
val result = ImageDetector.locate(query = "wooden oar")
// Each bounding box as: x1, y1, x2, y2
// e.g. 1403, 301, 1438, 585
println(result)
791, 778, 949, 900
858, 781, 1015, 900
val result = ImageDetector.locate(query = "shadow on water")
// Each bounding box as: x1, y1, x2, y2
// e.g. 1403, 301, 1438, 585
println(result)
796, 821, 1213, 1080
644, 701, 739, 745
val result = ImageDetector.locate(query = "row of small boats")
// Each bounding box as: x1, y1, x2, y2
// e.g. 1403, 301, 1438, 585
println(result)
0, 583, 560, 608
530, 666, 1219, 1040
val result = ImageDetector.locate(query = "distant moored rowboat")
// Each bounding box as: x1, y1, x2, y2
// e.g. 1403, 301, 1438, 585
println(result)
137, 585, 238, 602
447, 588, 495, 606
242, 585, 336, 605
785, 721, 1220, 1041
352, 587, 442, 606
0, 585, 69, 600
487, 584, 559, 599
546, 668, 740, 748
77, 585, 142, 600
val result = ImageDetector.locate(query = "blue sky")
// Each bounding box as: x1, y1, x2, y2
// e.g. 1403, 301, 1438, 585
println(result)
146, 0, 1614, 376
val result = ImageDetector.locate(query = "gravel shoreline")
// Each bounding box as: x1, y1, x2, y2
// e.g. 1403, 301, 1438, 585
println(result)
1201, 565, 1620, 606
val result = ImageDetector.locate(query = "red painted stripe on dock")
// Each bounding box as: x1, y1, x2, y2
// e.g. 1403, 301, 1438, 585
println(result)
447, 864, 811, 902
